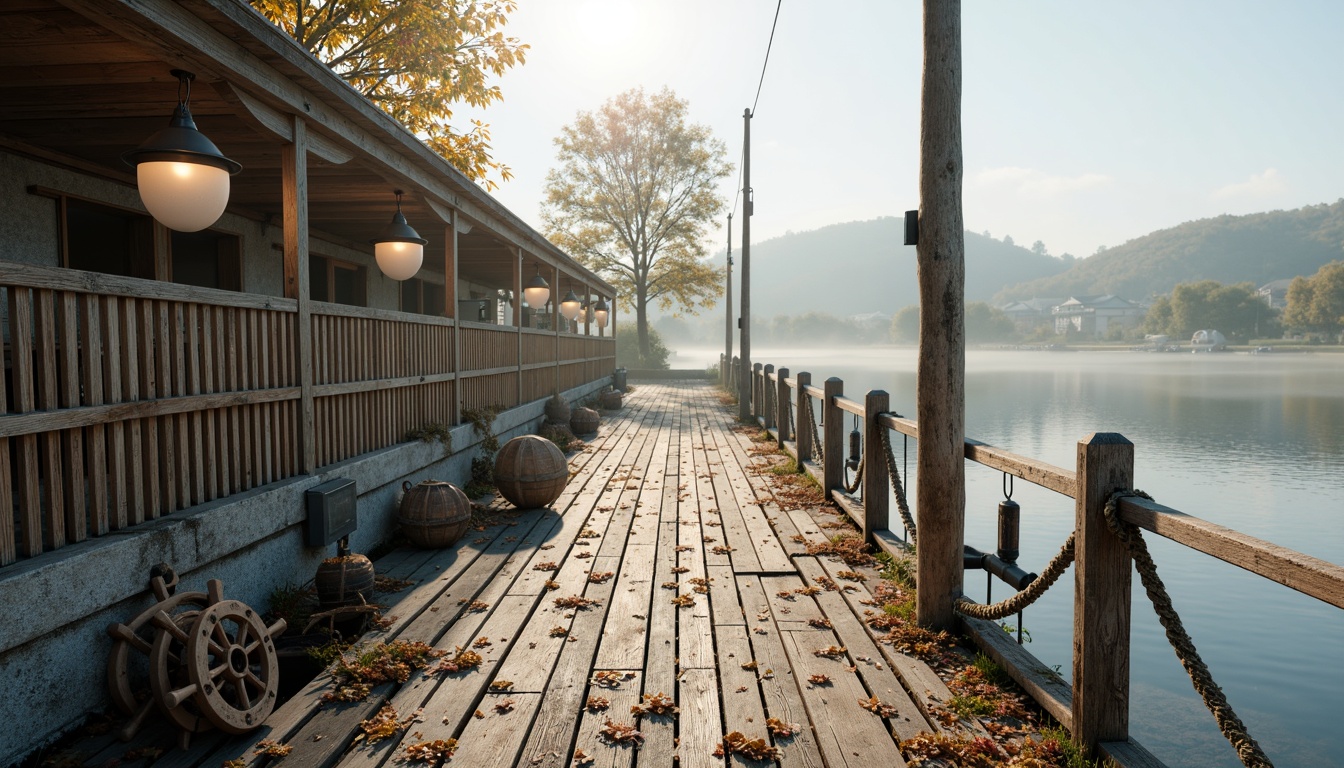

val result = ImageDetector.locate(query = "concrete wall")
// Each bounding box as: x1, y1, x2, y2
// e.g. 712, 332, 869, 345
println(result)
0, 377, 608, 767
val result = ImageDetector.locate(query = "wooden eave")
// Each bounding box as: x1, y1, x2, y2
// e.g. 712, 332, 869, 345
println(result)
0, 0, 614, 296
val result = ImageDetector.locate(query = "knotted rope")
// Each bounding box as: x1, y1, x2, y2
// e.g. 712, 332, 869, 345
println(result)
842, 458, 864, 494
802, 394, 824, 462
878, 423, 917, 545
954, 533, 1075, 619
1104, 490, 1272, 768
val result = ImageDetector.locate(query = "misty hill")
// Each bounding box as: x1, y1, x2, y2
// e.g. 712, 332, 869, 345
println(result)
996, 200, 1344, 303
706, 217, 1069, 314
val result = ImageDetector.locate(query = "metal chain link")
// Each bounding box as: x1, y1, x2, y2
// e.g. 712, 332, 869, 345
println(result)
879, 425, 917, 546
1104, 490, 1272, 768
954, 533, 1075, 619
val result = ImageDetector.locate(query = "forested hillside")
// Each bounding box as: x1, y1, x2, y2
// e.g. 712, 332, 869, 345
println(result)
995, 201, 1344, 302
705, 217, 1069, 313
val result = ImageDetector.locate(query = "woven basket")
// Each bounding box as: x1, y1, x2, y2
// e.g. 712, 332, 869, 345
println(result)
494, 435, 568, 509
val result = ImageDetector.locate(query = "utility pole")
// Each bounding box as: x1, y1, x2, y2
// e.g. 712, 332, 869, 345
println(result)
915, 0, 966, 632
724, 213, 733, 387
737, 108, 753, 421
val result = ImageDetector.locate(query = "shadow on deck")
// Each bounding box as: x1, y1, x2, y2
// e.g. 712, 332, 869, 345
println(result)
64, 381, 977, 768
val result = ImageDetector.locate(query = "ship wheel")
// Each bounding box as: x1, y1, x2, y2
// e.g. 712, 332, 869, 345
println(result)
167, 589, 286, 734
148, 609, 214, 740
105, 567, 209, 741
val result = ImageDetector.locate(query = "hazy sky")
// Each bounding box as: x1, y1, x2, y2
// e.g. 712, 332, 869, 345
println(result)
457, 1, 1344, 260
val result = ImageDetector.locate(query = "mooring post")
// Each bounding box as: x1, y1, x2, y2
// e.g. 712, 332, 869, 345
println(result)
863, 390, 890, 541
795, 372, 812, 463
776, 367, 791, 446
1073, 433, 1134, 756
823, 377, 843, 498
763, 364, 775, 429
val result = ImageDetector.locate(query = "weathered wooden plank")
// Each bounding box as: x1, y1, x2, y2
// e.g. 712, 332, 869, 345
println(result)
10, 287, 43, 555
568, 672, 642, 768
677, 668, 725, 768
715, 624, 774, 768
793, 558, 927, 741
959, 614, 1072, 731
778, 630, 905, 767
32, 288, 66, 548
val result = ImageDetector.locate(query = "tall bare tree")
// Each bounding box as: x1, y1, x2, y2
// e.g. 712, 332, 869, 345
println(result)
542, 88, 731, 365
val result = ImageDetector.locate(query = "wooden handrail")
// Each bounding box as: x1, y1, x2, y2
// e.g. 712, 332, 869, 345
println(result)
1117, 496, 1344, 609
834, 395, 865, 417
310, 301, 455, 325
0, 260, 297, 312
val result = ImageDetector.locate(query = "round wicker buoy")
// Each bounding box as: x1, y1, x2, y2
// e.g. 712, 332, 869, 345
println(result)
494, 435, 568, 509
570, 407, 600, 435
600, 390, 623, 411
544, 393, 571, 425
398, 479, 473, 548
314, 554, 375, 609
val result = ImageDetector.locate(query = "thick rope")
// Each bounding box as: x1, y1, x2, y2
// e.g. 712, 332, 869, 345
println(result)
954, 533, 1075, 620
1104, 490, 1273, 768
842, 458, 864, 494
802, 395, 824, 462
879, 425, 917, 546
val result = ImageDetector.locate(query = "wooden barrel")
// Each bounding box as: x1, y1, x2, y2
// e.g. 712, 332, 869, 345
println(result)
314, 554, 375, 609
398, 479, 472, 548
570, 407, 600, 435
544, 393, 571, 424
494, 434, 568, 509
600, 390, 623, 410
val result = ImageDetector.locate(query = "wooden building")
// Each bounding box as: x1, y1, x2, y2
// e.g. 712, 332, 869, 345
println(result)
0, 1, 615, 762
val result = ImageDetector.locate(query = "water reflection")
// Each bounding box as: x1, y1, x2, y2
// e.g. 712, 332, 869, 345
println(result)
681, 346, 1344, 768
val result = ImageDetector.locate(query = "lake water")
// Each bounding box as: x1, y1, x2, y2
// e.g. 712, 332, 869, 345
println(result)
676, 345, 1344, 767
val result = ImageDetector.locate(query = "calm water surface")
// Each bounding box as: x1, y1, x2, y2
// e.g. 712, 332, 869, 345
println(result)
678, 346, 1344, 767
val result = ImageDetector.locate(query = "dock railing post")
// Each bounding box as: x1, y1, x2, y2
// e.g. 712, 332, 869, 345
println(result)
1073, 433, 1135, 757
823, 377, 843, 498
863, 390, 890, 542
776, 367, 790, 446
731, 356, 739, 392
795, 372, 812, 463
763, 364, 775, 429
752, 363, 763, 422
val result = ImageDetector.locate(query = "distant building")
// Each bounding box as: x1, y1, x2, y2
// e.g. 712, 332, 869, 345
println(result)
1052, 295, 1146, 337
1000, 297, 1064, 329
1258, 279, 1294, 310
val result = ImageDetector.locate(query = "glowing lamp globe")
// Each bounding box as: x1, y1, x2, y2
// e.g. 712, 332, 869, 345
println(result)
559, 289, 582, 321
594, 297, 609, 328
524, 272, 550, 308
370, 191, 427, 281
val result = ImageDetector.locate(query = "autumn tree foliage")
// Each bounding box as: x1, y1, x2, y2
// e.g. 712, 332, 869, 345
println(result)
248, 0, 527, 188
542, 88, 731, 366
1284, 260, 1344, 339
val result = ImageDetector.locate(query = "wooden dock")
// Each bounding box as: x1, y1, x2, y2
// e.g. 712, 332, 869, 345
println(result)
70, 381, 976, 768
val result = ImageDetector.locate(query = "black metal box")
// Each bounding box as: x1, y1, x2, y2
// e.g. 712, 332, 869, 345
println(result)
304, 478, 357, 547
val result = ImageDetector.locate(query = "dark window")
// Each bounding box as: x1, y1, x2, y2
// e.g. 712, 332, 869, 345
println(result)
400, 278, 445, 316
310, 255, 365, 307
170, 229, 242, 291
64, 198, 155, 279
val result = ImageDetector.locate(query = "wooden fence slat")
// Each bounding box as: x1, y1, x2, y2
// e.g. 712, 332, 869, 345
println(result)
58, 291, 86, 540
10, 288, 43, 556
33, 289, 66, 549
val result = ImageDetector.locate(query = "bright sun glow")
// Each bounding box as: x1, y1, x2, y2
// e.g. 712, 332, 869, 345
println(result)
571, 1, 642, 61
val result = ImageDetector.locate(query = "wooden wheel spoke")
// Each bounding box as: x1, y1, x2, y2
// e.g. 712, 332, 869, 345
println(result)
234, 622, 250, 650
234, 679, 252, 709
244, 670, 265, 691
243, 640, 261, 656
209, 662, 230, 681
212, 621, 230, 650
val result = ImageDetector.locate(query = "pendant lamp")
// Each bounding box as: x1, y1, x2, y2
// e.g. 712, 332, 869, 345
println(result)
559, 289, 582, 321
370, 189, 426, 281
594, 297, 609, 329
523, 269, 550, 308
123, 70, 241, 232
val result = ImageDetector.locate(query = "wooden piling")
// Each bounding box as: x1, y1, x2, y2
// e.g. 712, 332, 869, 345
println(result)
822, 378, 843, 496
863, 390, 890, 541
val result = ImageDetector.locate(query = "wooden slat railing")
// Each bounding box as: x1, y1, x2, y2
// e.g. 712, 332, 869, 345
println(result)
732, 352, 1344, 764
0, 262, 616, 568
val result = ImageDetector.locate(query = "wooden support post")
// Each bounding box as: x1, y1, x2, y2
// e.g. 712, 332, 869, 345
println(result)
915, 0, 967, 631
1073, 433, 1134, 755
553, 266, 562, 394
514, 249, 523, 404
795, 372, 812, 463
775, 367, 790, 446
445, 216, 461, 425
737, 109, 752, 421
823, 377, 843, 496
751, 363, 763, 421
281, 116, 314, 474
863, 390, 890, 541
762, 364, 775, 428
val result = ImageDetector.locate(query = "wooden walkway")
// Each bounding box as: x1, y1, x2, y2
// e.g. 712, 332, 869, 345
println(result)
73, 382, 974, 768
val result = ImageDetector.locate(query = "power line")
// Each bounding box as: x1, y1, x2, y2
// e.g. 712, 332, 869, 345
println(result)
730, 0, 782, 221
